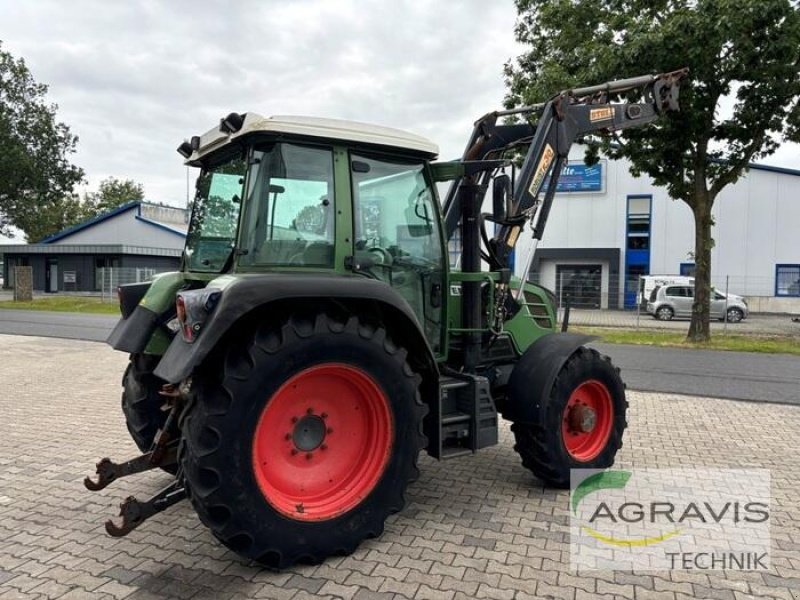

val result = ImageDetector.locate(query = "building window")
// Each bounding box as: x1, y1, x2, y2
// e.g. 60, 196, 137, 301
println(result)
776, 265, 800, 297
680, 262, 696, 277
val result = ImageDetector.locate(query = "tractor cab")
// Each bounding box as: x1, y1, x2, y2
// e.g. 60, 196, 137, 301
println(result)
179, 113, 448, 349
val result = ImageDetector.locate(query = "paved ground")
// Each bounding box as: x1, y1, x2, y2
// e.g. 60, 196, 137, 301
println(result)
2, 308, 799, 404
592, 342, 800, 405
1, 334, 799, 600
2, 304, 799, 345
0, 309, 115, 342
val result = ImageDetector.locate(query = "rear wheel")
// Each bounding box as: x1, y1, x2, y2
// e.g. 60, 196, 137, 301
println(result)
655, 306, 674, 321
509, 347, 627, 488
121, 354, 177, 474
179, 312, 426, 569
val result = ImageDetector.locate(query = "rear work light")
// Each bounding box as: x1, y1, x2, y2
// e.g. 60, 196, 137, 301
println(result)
175, 289, 222, 343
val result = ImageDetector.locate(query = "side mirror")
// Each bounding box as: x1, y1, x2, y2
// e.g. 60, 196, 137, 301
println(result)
493, 174, 512, 222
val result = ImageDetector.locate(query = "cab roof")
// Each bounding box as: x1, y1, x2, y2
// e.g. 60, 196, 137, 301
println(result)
184, 113, 439, 164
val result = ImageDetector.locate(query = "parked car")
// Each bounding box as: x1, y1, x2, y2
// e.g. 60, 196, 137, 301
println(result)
647, 285, 748, 322
637, 274, 695, 307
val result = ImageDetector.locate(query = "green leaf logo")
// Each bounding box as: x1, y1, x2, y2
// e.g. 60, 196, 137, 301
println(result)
572, 470, 632, 515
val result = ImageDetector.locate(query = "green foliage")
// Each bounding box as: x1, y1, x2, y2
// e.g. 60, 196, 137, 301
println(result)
0, 295, 120, 314
13, 193, 87, 243
575, 327, 800, 356
0, 41, 85, 240
505, 0, 800, 340
85, 177, 145, 213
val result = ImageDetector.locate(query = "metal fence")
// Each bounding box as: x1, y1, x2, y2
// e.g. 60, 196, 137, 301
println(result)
98, 267, 171, 302
526, 271, 800, 335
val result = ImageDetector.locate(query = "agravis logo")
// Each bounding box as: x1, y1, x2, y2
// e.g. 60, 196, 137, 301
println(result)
570, 468, 771, 571
572, 470, 682, 547
572, 471, 680, 548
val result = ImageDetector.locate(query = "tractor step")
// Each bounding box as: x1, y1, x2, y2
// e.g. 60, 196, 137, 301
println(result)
426, 374, 499, 460
441, 412, 470, 426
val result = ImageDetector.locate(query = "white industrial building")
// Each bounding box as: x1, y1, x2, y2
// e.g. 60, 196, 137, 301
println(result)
513, 146, 800, 313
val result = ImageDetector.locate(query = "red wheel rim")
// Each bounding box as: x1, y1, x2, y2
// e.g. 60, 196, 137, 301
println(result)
252, 363, 393, 521
561, 379, 614, 462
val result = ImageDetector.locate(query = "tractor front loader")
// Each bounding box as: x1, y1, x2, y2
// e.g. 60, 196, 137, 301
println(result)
85, 69, 687, 568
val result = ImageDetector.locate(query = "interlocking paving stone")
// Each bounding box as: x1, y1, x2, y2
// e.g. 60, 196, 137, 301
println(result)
1, 333, 799, 599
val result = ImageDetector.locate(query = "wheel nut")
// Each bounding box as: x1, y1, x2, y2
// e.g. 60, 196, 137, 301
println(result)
321, 444, 327, 451
307, 408, 314, 415
291, 449, 298, 455
285, 433, 291, 440
306, 453, 313, 460
321, 412, 328, 419
291, 416, 298, 423
327, 427, 333, 434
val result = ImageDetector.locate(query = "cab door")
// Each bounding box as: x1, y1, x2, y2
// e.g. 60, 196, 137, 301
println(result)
349, 152, 446, 355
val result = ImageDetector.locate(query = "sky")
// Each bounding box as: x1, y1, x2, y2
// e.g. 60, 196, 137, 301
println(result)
0, 1, 522, 213
1, 0, 798, 242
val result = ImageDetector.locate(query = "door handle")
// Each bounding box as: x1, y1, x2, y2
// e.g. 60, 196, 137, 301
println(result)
430, 283, 442, 308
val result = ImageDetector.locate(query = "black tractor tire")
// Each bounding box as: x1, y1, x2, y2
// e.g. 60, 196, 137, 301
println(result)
509, 347, 627, 488
121, 354, 178, 474
179, 312, 427, 569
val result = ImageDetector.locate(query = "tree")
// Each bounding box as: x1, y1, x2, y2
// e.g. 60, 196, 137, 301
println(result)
12, 193, 87, 243
504, 0, 800, 341
17, 175, 145, 242
85, 177, 144, 213
0, 41, 85, 241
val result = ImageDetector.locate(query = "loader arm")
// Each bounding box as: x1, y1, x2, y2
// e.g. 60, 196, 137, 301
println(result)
443, 69, 688, 274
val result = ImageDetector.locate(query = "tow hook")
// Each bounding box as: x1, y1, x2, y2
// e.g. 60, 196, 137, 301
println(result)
83, 444, 178, 491
84, 388, 183, 491
105, 480, 186, 537
85, 384, 188, 536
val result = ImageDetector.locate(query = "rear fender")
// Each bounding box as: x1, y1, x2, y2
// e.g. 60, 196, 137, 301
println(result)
107, 272, 213, 354
502, 333, 596, 423
152, 274, 438, 384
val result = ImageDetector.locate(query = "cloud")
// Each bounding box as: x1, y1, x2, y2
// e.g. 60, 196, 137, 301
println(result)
1, 0, 796, 232
0, 0, 522, 208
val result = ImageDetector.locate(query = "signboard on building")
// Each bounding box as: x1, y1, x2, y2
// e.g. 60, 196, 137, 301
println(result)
545, 161, 604, 193
63, 271, 76, 284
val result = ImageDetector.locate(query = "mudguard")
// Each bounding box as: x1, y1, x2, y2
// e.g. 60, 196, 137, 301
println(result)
502, 332, 596, 424
107, 305, 160, 353
106, 281, 155, 352
153, 273, 437, 384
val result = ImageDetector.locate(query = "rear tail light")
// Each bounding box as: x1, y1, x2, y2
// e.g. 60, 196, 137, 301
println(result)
175, 289, 222, 343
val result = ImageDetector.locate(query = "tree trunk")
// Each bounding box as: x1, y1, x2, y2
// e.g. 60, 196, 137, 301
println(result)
687, 198, 713, 342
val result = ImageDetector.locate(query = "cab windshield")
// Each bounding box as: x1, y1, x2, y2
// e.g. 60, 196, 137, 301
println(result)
184, 150, 246, 272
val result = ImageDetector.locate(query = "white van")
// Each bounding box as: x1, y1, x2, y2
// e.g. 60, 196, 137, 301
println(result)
637, 275, 694, 307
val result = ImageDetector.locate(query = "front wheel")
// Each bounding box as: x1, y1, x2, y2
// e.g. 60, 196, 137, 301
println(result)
726, 307, 744, 323
179, 312, 426, 569
509, 347, 628, 488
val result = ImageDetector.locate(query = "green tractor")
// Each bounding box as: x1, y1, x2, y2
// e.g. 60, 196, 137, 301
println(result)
86, 70, 686, 568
